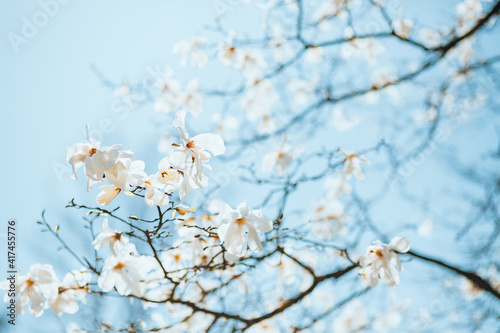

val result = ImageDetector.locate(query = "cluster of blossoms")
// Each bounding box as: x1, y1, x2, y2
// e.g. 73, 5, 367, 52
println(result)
67, 110, 224, 204
359, 236, 410, 288
0, 264, 90, 317
153, 67, 203, 115
92, 219, 163, 296
1, 109, 279, 318
309, 150, 370, 239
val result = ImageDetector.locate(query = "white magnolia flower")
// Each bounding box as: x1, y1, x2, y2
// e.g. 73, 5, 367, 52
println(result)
98, 252, 159, 296
150, 157, 182, 194
173, 36, 208, 68
144, 177, 171, 207
216, 201, 273, 257
67, 127, 133, 190
288, 78, 317, 106
333, 300, 368, 333
213, 112, 238, 142
419, 27, 442, 48
168, 110, 225, 200
175, 215, 202, 238
49, 268, 91, 316
341, 38, 384, 63
181, 79, 203, 116
339, 150, 370, 180
154, 67, 182, 113
392, 19, 413, 39
269, 24, 293, 63
306, 46, 323, 63
311, 200, 348, 239
160, 242, 192, 280
173, 204, 195, 217
105, 159, 147, 191
241, 79, 277, 121
325, 177, 352, 198
262, 136, 293, 177
259, 115, 277, 135
218, 31, 240, 66
92, 219, 134, 256
316, 0, 348, 25
359, 236, 410, 288
235, 50, 267, 81
96, 159, 148, 205
457, 0, 484, 31
97, 185, 121, 206
113, 81, 133, 109
0, 264, 58, 317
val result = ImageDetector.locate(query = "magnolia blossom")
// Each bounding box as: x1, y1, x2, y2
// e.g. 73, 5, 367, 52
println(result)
49, 269, 91, 316
360, 236, 410, 288
168, 110, 225, 200
92, 219, 134, 256
325, 177, 352, 198
306, 46, 323, 63
101, 159, 148, 196
113, 81, 133, 109
98, 252, 159, 296
288, 78, 317, 106
67, 126, 133, 190
316, 0, 348, 25
456, 0, 484, 33
212, 112, 238, 142
173, 36, 208, 68
341, 37, 384, 63
181, 79, 203, 115
419, 27, 442, 48
311, 200, 348, 238
160, 244, 188, 280
259, 114, 276, 135
0, 264, 58, 317
269, 24, 293, 63
339, 149, 370, 180
241, 79, 277, 121
174, 204, 195, 217
392, 19, 413, 39
150, 157, 182, 193
97, 185, 121, 205
218, 31, 240, 66
144, 177, 171, 207
333, 300, 368, 333
154, 67, 182, 113
216, 201, 273, 257
262, 137, 293, 176
235, 50, 267, 81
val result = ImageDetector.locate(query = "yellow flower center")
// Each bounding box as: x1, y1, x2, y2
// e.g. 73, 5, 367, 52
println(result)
235, 217, 247, 226
186, 140, 195, 149
25, 278, 35, 289
114, 262, 125, 270
89, 148, 97, 156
